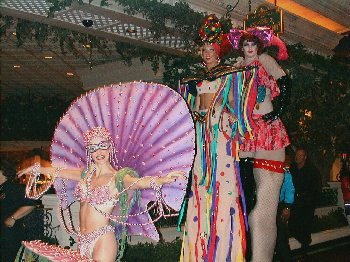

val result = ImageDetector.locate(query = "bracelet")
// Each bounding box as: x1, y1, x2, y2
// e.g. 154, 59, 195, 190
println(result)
11, 216, 16, 221
150, 177, 164, 216
51, 166, 63, 180
150, 177, 162, 192
31, 162, 41, 177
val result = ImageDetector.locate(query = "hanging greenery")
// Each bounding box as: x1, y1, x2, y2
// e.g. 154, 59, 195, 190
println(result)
1, 1, 349, 178
278, 44, 350, 175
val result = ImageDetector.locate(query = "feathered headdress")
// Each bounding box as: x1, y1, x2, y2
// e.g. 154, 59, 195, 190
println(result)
228, 27, 289, 60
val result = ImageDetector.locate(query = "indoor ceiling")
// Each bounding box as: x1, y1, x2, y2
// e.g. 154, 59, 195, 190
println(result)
1, 0, 349, 97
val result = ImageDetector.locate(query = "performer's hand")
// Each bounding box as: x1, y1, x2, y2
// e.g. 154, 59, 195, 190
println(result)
17, 165, 55, 178
4, 216, 16, 228
281, 207, 291, 223
17, 165, 38, 178
159, 171, 186, 185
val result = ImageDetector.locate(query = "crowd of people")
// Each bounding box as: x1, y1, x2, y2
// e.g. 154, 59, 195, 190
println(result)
1, 14, 334, 262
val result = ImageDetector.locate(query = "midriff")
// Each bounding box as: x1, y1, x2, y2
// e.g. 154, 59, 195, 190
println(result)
199, 93, 215, 110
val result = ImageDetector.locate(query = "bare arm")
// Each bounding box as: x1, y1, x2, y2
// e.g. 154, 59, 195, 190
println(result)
4, 206, 36, 228
259, 53, 286, 80
123, 171, 186, 190
18, 165, 83, 181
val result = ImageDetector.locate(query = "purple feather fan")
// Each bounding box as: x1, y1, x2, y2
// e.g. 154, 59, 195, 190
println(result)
51, 81, 195, 241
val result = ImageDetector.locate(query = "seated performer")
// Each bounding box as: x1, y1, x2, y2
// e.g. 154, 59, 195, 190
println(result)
19, 127, 185, 261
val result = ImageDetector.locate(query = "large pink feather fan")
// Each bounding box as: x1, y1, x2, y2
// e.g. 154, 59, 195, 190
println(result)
51, 81, 195, 241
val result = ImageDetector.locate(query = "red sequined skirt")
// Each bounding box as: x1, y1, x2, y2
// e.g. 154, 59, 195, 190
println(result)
240, 114, 290, 152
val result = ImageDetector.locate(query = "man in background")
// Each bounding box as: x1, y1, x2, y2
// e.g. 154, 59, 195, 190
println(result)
289, 147, 322, 260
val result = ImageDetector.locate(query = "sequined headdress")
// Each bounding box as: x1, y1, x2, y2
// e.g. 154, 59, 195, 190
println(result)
196, 14, 232, 58
83, 126, 113, 145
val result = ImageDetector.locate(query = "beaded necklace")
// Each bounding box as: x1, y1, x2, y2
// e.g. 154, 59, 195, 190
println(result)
58, 172, 178, 233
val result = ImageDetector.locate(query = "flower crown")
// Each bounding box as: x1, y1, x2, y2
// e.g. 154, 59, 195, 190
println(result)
197, 14, 224, 45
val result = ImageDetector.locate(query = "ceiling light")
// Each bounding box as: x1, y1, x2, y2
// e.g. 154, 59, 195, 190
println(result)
66, 72, 74, 76
266, 0, 349, 34
12, 32, 16, 35
13, 65, 21, 68
44, 56, 53, 59
126, 28, 137, 33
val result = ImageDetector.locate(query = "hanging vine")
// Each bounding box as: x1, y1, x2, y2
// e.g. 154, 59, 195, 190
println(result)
1, 1, 349, 175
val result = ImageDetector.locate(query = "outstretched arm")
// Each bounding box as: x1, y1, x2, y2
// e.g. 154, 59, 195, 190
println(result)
123, 171, 186, 190
18, 164, 83, 181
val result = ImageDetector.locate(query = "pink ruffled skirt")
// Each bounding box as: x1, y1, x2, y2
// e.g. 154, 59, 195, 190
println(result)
240, 114, 290, 152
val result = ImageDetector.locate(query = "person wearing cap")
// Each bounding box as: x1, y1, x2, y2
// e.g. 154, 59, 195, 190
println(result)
228, 27, 292, 261
178, 14, 259, 261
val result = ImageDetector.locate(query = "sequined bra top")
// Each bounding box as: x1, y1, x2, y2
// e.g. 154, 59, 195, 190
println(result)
197, 78, 221, 95
74, 175, 118, 208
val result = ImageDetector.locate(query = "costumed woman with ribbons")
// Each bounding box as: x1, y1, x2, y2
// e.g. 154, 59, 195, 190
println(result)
178, 14, 259, 261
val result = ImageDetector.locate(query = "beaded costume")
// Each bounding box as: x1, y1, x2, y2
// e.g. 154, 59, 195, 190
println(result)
23, 82, 196, 261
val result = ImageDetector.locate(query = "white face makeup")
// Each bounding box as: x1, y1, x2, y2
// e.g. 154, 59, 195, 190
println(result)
242, 40, 258, 60
200, 43, 219, 68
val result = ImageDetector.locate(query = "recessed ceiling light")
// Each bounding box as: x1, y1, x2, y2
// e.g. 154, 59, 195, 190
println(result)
13, 65, 21, 68
12, 32, 16, 36
66, 72, 74, 76
44, 56, 53, 59
126, 28, 137, 33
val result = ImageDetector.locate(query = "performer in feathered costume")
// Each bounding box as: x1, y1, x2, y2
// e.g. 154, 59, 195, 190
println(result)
18, 82, 196, 261
228, 27, 291, 262
178, 14, 259, 261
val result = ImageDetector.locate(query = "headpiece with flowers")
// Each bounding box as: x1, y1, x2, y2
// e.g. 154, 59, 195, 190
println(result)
196, 14, 232, 58
198, 14, 224, 45
83, 126, 113, 145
